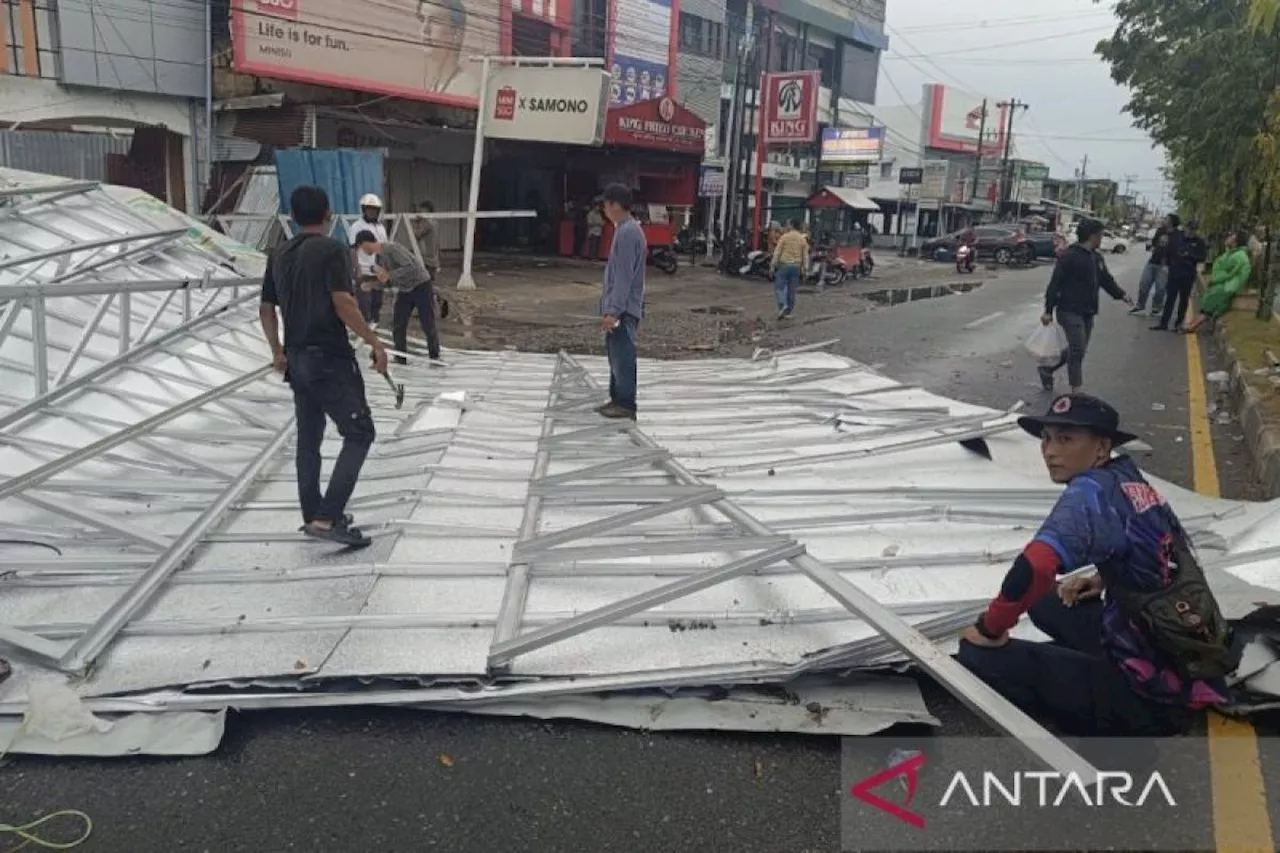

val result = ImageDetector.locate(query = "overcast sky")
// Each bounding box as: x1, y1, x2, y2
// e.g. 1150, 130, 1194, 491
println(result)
878, 0, 1171, 211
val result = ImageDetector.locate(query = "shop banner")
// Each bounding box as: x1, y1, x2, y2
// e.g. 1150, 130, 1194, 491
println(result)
820, 127, 883, 163
761, 70, 821, 146
486, 66, 610, 145
230, 0, 499, 108
699, 166, 725, 197
605, 96, 706, 154
608, 0, 675, 107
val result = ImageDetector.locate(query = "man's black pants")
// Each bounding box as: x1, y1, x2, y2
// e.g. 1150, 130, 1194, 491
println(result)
358, 284, 384, 325
392, 284, 441, 362
1159, 272, 1195, 329
957, 594, 1193, 736
286, 347, 376, 525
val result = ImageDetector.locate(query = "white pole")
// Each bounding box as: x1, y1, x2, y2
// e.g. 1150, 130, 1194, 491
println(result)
457, 56, 492, 292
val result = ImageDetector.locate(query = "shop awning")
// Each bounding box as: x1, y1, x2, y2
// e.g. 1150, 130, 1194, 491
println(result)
807, 185, 881, 212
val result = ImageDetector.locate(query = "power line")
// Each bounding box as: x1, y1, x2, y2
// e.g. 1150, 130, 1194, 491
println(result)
887, 25, 1113, 60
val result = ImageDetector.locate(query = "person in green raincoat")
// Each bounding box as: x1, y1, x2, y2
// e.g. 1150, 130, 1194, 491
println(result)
1184, 230, 1252, 334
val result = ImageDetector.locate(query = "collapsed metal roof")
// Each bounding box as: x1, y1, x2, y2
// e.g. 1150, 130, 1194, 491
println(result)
1, 169, 1279, 764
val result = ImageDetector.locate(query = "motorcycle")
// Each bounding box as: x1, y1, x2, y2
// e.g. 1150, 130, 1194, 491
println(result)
806, 247, 847, 286
650, 245, 678, 275
739, 249, 772, 279
955, 243, 976, 274
859, 249, 875, 277
673, 227, 708, 257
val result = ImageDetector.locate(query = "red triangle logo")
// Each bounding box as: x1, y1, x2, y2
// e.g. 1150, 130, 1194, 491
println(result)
849, 752, 927, 829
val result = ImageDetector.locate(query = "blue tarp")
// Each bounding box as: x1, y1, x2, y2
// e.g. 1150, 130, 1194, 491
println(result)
274, 149, 385, 232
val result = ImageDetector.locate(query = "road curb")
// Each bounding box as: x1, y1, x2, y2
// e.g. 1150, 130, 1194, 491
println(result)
1211, 319, 1280, 498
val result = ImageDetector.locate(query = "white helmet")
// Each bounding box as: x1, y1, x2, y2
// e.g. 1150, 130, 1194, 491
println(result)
359, 193, 383, 208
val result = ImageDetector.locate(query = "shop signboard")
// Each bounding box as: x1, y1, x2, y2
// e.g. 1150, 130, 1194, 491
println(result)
608, 0, 675, 107
230, 0, 500, 108
898, 167, 924, 185
1020, 163, 1051, 181
919, 159, 950, 201
604, 96, 707, 154
820, 127, 883, 163
485, 66, 610, 146
761, 70, 821, 145
699, 166, 725, 197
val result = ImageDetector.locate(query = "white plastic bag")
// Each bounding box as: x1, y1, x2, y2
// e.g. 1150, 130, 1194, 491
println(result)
1025, 322, 1069, 366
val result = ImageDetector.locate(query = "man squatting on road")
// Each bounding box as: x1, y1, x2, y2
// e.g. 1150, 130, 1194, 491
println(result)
596, 182, 646, 421
353, 230, 442, 363
957, 393, 1239, 736
260, 185, 389, 550
1038, 218, 1133, 394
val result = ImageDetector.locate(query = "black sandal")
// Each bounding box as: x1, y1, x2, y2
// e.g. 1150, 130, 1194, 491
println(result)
298, 513, 354, 533
303, 517, 371, 549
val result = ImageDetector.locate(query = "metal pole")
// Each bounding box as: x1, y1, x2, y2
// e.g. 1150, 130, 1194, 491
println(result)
457, 56, 492, 292
752, 69, 768, 249
970, 99, 987, 203
203, 0, 213, 212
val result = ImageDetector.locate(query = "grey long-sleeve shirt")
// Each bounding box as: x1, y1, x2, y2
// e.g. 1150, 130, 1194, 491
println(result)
378, 242, 431, 294
601, 217, 646, 319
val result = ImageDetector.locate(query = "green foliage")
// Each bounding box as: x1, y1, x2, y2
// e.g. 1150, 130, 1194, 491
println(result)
1095, 0, 1280, 237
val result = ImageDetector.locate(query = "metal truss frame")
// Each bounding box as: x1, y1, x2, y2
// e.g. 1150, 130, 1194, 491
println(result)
475, 350, 1099, 782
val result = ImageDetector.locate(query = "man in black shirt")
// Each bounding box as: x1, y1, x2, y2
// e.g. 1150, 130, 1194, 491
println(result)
1038, 218, 1133, 393
1131, 214, 1179, 316
1152, 218, 1207, 332
260, 185, 389, 548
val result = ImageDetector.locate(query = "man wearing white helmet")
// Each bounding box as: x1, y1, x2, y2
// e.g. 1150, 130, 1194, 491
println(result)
349, 193, 389, 326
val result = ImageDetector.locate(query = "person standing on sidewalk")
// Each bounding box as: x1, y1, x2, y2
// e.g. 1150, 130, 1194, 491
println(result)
596, 183, 646, 420
585, 202, 605, 260
770, 219, 809, 320
1152, 218, 1208, 333
349, 193, 388, 327
1130, 214, 1180, 317
354, 231, 442, 364
262, 185, 388, 549
1038, 218, 1133, 394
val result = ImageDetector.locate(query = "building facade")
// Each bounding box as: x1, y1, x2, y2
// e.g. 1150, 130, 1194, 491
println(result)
0, 0, 208, 210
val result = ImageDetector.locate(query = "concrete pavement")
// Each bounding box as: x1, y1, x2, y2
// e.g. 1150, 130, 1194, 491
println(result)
3, 252, 1276, 853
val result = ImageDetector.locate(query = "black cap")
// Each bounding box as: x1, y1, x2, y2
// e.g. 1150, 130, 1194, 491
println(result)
1017, 393, 1138, 446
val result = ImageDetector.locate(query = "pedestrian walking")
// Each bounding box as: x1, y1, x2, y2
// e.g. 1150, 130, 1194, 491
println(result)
1130, 214, 1179, 317
1182, 229, 1252, 334
585, 202, 605, 260
1151, 218, 1208, 332
1038, 218, 1134, 394
770, 219, 808, 320
596, 183, 646, 420
412, 199, 449, 321
348, 193, 389, 326
957, 393, 1236, 736
354, 231, 442, 364
262, 185, 388, 549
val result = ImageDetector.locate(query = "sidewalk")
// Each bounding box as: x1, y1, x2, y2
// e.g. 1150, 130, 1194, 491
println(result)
1211, 294, 1280, 496
413, 251, 983, 358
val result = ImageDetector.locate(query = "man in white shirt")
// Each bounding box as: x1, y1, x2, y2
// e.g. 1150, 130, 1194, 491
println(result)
348, 193, 389, 326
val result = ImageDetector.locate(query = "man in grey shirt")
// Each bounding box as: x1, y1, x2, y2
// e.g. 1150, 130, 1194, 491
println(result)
354, 230, 441, 363
597, 182, 646, 420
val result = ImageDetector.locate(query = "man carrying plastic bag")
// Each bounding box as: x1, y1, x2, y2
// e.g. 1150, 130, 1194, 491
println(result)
1025, 320, 1069, 372
1034, 218, 1133, 393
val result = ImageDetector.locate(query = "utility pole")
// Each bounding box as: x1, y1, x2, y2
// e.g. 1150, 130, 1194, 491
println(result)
1075, 154, 1089, 210
996, 99, 1029, 211
970, 99, 988, 203
718, 2, 755, 272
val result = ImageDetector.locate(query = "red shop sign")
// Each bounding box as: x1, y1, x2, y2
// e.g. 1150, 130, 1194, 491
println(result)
761, 70, 820, 146
605, 97, 707, 155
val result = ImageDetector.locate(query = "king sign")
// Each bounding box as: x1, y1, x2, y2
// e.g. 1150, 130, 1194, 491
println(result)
485, 66, 611, 146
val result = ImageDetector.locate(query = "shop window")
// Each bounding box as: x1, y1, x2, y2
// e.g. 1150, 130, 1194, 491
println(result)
512, 13, 555, 58
572, 0, 608, 59
678, 12, 722, 60
807, 43, 835, 88
880, 162, 894, 180
3, 0, 60, 78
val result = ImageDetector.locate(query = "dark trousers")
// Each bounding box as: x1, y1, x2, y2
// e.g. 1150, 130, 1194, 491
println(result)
606, 314, 639, 411
1038, 310, 1093, 389
286, 347, 377, 525
357, 285, 384, 325
1160, 273, 1195, 329
392, 284, 441, 362
586, 233, 602, 260
957, 594, 1192, 736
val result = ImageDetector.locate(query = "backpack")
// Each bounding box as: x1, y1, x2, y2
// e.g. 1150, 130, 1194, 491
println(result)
1108, 534, 1240, 682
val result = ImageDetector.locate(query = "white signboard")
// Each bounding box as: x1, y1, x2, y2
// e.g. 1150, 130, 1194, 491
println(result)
485, 66, 611, 145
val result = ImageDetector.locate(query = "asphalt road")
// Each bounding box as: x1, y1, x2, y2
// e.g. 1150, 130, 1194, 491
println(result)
3, 251, 1277, 853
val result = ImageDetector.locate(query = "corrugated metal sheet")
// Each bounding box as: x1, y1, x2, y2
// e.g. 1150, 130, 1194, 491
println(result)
229, 107, 311, 149
677, 52, 724, 126
0, 130, 130, 182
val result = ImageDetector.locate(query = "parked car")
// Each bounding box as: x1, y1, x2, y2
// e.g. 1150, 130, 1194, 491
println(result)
1100, 230, 1129, 254
1024, 230, 1067, 261
921, 225, 1031, 264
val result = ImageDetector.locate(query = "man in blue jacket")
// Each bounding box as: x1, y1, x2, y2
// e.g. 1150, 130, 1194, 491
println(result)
596, 183, 646, 420
957, 393, 1238, 735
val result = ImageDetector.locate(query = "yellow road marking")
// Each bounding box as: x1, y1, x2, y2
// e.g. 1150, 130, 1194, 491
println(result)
1186, 327, 1274, 852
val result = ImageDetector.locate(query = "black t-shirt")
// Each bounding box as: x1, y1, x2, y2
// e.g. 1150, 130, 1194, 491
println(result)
261, 233, 355, 355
